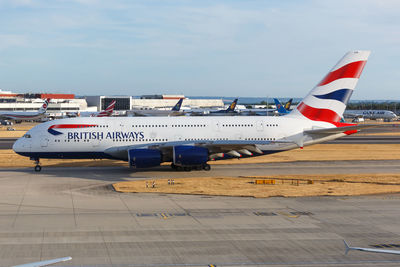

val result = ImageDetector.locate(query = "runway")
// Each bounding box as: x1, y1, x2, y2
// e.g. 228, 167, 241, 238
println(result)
1, 162, 400, 266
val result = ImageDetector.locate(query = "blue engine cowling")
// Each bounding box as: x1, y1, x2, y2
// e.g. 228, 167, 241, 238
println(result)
173, 146, 209, 166
128, 149, 161, 168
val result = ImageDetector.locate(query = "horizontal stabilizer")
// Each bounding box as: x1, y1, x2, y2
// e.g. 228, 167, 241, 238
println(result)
305, 124, 379, 135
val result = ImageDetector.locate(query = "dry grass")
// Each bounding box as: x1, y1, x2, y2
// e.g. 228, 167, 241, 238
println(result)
0, 123, 38, 138
1, 144, 400, 167
113, 174, 400, 198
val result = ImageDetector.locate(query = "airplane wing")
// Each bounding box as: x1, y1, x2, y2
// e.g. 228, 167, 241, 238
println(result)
104, 139, 294, 160
344, 240, 400, 255
304, 124, 379, 135
12, 257, 72, 267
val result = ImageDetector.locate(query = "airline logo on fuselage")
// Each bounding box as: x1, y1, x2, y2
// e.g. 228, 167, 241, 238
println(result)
48, 124, 144, 140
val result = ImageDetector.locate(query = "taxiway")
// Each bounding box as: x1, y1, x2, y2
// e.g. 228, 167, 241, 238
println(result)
0, 163, 400, 266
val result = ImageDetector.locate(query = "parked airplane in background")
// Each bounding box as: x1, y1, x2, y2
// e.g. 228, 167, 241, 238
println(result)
13, 51, 374, 172
69, 100, 116, 118
93, 100, 116, 117
344, 240, 400, 255
273, 98, 293, 115
344, 109, 397, 121
0, 98, 50, 122
243, 98, 293, 116
189, 98, 239, 116
209, 98, 238, 115
130, 98, 184, 117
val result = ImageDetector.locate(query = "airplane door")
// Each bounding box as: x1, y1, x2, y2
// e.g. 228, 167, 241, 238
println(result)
214, 121, 220, 132
40, 135, 49, 147
256, 121, 264, 132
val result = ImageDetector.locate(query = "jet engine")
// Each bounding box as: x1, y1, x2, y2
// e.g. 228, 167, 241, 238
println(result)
173, 146, 209, 166
128, 149, 161, 168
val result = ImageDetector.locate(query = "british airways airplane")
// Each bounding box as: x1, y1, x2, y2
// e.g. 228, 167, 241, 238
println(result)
13, 51, 372, 172
0, 98, 50, 122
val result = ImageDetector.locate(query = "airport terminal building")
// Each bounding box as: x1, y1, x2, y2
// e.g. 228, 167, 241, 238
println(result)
0, 90, 224, 116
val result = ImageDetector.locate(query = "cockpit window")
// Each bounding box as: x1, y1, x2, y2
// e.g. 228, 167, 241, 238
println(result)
23, 134, 31, 138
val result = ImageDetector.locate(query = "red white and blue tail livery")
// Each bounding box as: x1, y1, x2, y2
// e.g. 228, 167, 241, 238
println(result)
94, 100, 116, 117
290, 51, 370, 123
13, 51, 376, 172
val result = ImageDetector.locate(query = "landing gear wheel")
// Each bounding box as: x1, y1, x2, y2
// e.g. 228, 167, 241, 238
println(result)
202, 164, 211, 171
34, 165, 41, 172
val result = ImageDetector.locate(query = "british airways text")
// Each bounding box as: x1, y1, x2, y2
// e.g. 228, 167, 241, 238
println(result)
67, 131, 144, 140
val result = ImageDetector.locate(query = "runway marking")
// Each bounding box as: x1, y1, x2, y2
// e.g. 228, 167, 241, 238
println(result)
253, 212, 277, 216
136, 213, 158, 217
276, 211, 299, 218
290, 211, 313, 216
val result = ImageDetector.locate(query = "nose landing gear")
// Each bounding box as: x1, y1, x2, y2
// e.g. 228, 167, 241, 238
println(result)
32, 158, 41, 172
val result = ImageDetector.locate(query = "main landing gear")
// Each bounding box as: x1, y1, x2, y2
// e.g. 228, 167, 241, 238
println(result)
171, 163, 211, 172
32, 158, 41, 172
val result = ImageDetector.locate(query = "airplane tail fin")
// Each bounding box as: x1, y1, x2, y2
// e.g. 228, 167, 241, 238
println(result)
285, 98, 293, 110
274, 98, 288, 114
38, 98, 50, 114
171, 98, 184, 111
97, 100, 116, 117
226, 98, 238, 112
288, 51, 370, 123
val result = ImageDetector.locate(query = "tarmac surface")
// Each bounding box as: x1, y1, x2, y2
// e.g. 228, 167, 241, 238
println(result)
1, 163, 400, 266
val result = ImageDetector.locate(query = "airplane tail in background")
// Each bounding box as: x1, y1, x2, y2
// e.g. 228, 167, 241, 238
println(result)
273, 98, 289, 115
38, 98, 50, 114
284, 98, 293, 110
96, 100, 116, 117
226, 98, 238, 112
288, 51, 370, 123
171, 98, 184, 111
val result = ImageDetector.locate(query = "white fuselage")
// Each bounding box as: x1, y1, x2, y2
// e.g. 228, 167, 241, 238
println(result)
0, 111, 46, 121
13, 115, 342, 161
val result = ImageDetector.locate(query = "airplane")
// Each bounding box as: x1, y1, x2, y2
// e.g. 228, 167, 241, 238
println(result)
187, 98, 239, 116
0, 98, 50, 122
129, 98, 185, 117
284, 98, 293, 111
13, 50, 375, 172
273, 98, 293, 115
68, 100, 116, 118
242, 98, 292, 116
208, 98, 238, 115
344, 109, 398, 121
12, 256, 72, 267
344, 240, 400, 255
93, 100, 116, 117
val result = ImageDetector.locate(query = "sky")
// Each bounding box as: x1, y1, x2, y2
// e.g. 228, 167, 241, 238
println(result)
0, 0, 399, 99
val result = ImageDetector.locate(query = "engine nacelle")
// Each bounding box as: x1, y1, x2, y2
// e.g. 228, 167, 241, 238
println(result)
128, 149, 161, 168
173, 146, 209, 166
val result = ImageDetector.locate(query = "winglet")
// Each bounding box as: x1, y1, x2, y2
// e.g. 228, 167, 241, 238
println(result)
344, 240, 351, 255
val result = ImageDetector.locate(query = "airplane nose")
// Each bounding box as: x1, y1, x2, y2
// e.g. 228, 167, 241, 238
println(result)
12, 138, 22, 153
